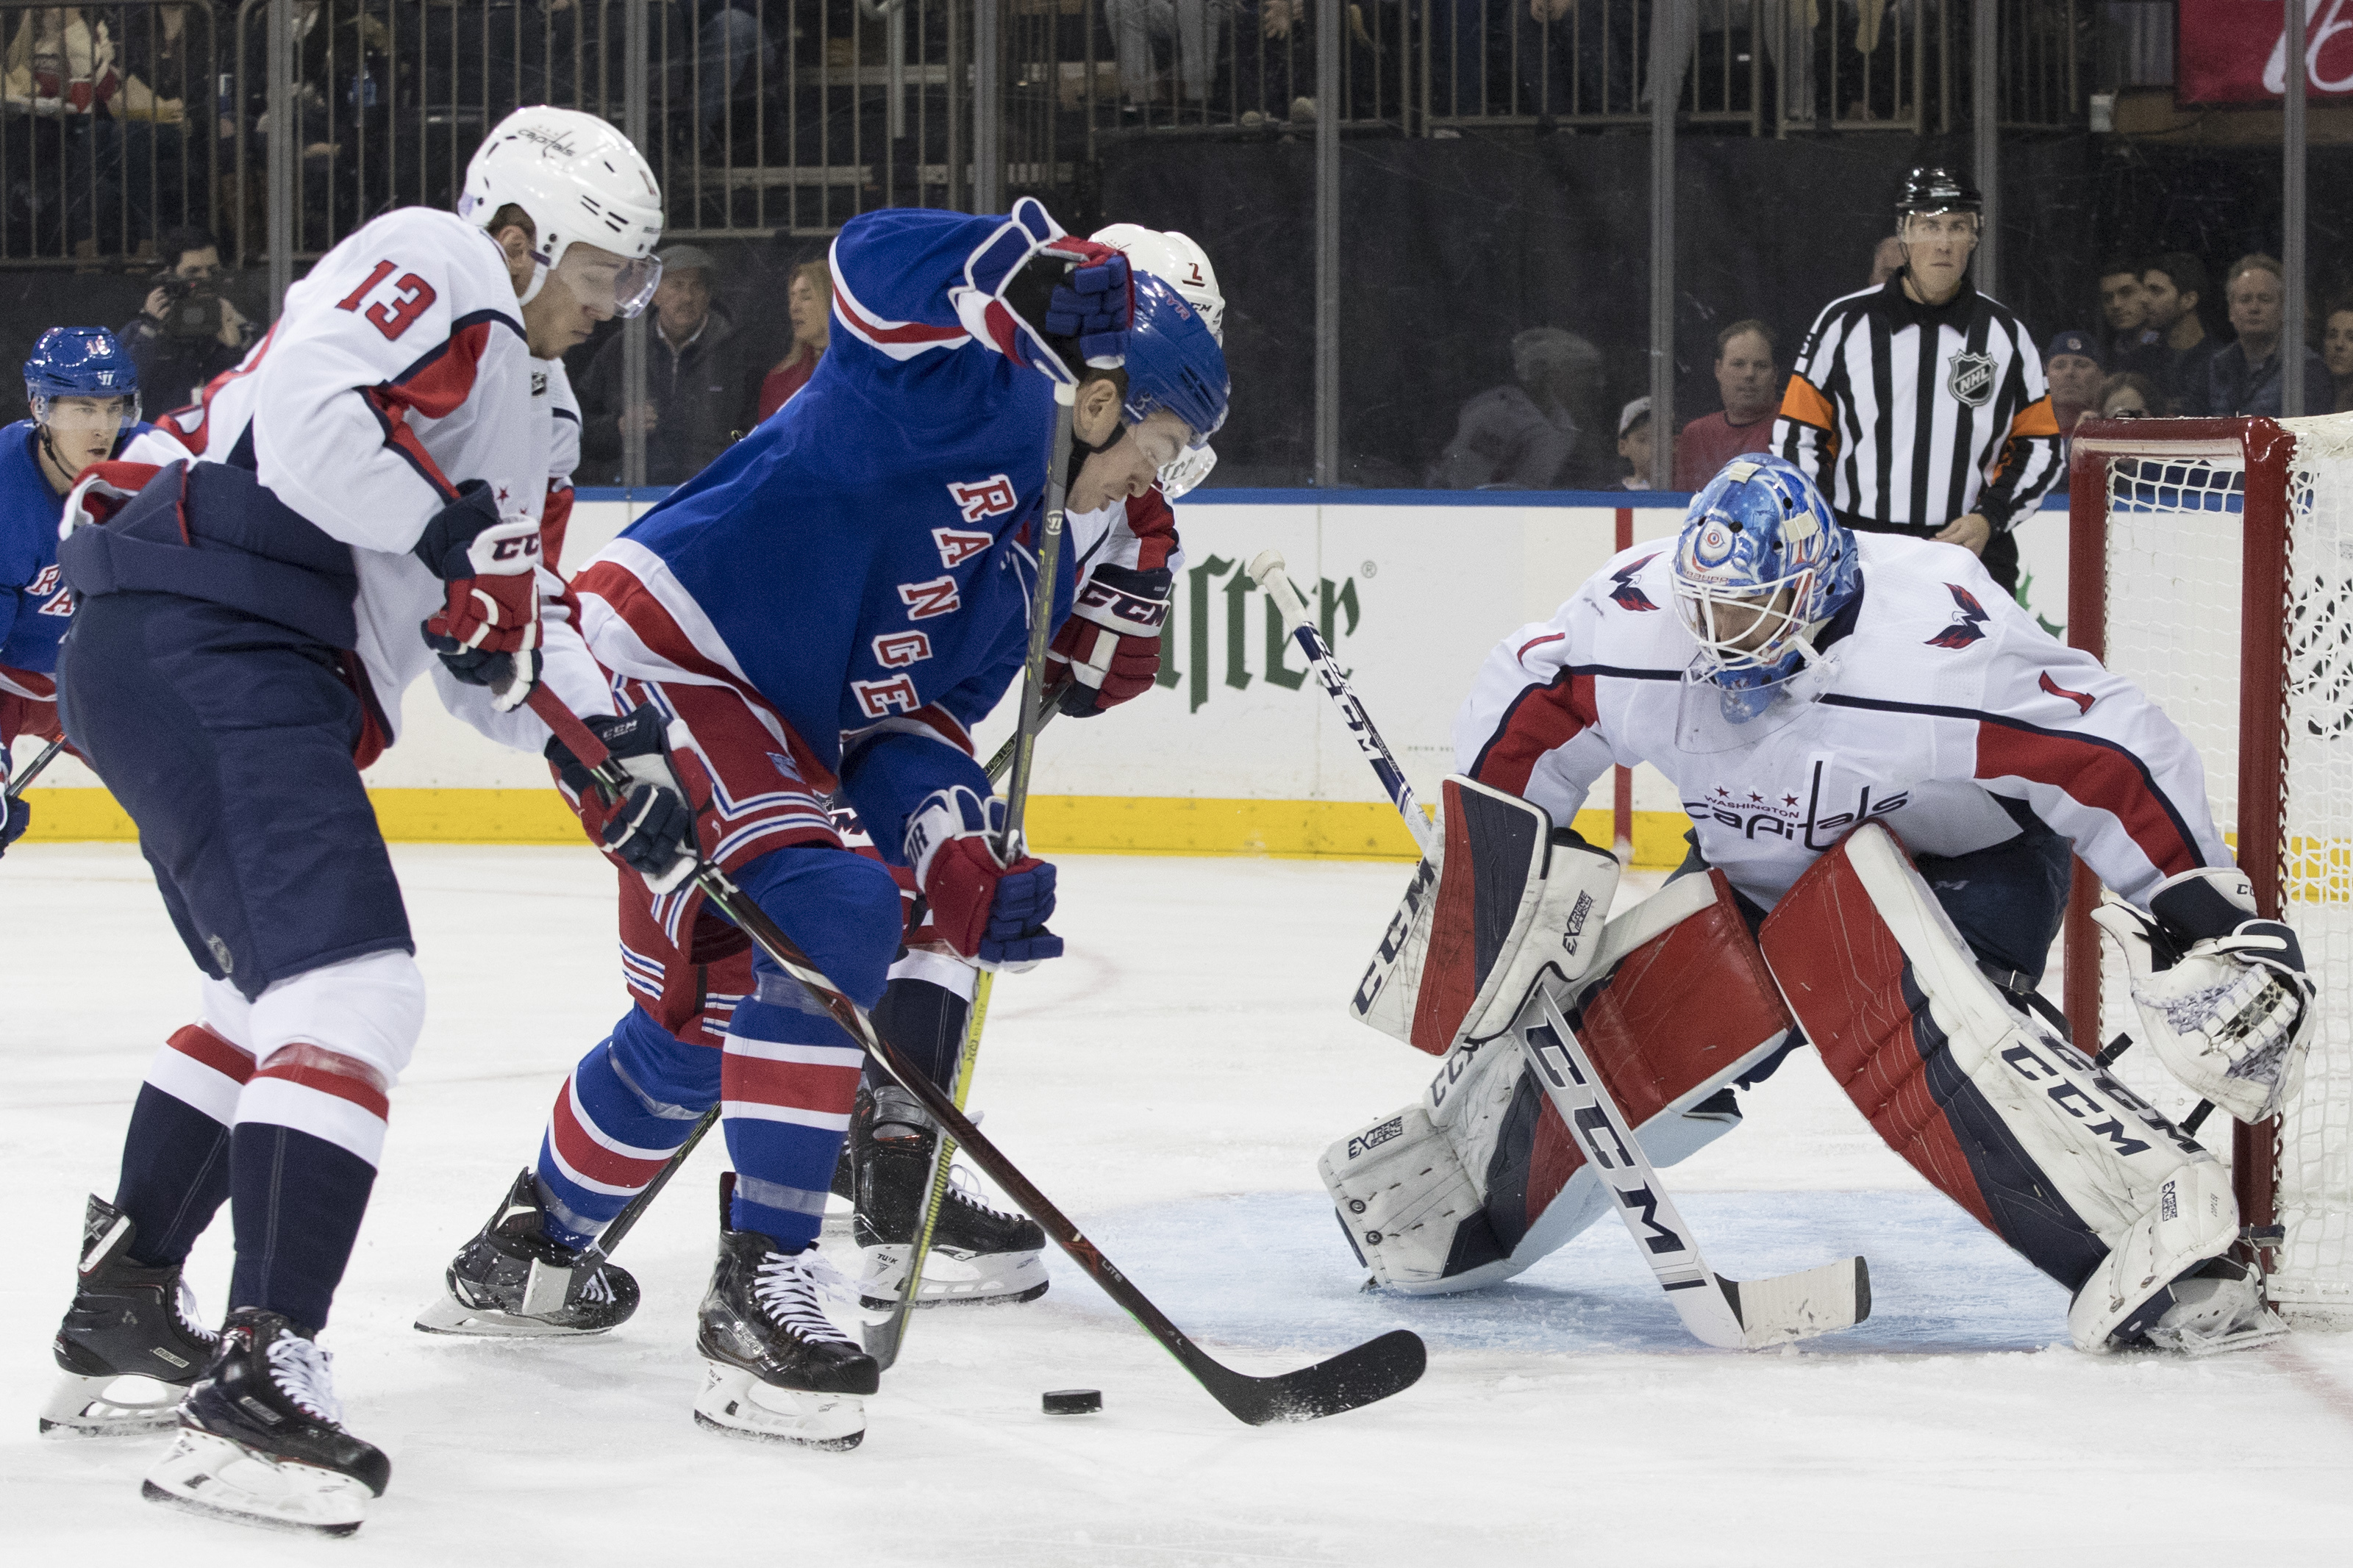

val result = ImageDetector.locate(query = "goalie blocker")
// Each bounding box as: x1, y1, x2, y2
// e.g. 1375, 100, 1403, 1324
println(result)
1324, 778, 1795, 1294
1763, 823, 2282, 1355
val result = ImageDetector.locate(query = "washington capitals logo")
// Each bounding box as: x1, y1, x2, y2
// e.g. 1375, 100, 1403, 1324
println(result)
2038, 671, 2096, 714
1925, 583, 1990, 649
1609, 554, 1662, 612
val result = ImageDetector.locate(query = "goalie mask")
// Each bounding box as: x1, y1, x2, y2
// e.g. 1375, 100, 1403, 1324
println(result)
1671, 455, 1857, 723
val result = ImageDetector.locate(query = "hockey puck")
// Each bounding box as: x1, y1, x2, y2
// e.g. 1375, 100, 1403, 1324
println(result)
1041, 1389, 1102, 1415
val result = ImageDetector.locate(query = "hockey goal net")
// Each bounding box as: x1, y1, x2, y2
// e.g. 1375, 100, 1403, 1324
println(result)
2065, 414, 2353, 1323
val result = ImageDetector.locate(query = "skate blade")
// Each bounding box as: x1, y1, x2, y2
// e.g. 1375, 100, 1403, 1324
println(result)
693, 1363, 865, 1451
141, 1428, 371, 1536
38, 1371, 185, 1437
2150, 1308, 2293, 1358
856, 1247, 1049, 1311
412, 1293, 614, 1339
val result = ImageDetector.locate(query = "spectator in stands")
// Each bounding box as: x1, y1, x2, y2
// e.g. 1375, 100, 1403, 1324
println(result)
1105, 0, 1230, 115
2043, 329, 2104, 434
755, 259, 829, 423
577, 243, 764, 485
2142, 252, 2215, 415
1615, 397, 1657, 490
1426, 327, 1607, 490
2097, 372, 2160, 418
2097, 257, 2168, 383
1673, 319, 1779, 490
1869, 234, 1906, 287
2323, 294, 2353, 414
115, 225, 252, 411
2186, 254, 2327, 419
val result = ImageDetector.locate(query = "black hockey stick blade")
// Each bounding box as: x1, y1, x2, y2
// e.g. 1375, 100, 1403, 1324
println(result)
1179, 1328, 1428, 1425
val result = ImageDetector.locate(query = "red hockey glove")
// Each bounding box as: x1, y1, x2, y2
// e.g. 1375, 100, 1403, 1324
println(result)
414, 480, 543, 712
1049, 562, 1172, 717
905, 786, 1063, 970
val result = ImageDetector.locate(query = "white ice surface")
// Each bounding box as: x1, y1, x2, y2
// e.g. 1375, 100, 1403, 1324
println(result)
8, 845, 2353, 1565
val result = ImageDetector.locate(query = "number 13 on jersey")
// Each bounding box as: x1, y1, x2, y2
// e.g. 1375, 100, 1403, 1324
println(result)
335, 260, 438, 341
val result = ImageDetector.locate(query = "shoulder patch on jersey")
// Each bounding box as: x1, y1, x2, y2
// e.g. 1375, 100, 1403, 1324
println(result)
2038, 670, 2096, 715
946, 474, 1018, 524
873, 631, 933, 668
898, 576, 961, 620
1947, 351, 1996, 409
1608, 553, 1662, 612
931, 526, 995, 568
1924, 582, 1990, 649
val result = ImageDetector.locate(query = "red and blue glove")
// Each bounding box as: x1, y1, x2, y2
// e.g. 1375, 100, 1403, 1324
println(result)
1050, 562, 1172, 717
1037, 236, 1135, 367
413, 479, 543, 712
905, 784, 1063, 970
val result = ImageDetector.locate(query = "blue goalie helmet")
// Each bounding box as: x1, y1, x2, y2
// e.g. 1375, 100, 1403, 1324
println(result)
25, 326, 140, 429
1117, 272, 1229, 452
1671, 454, 1858, 722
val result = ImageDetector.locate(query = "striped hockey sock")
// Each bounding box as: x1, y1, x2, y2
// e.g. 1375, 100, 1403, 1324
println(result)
721, 965, 865, 1249
228, 1044, 390, 1331
535, 1006, 718, 1250
111, 1023, 252, 1267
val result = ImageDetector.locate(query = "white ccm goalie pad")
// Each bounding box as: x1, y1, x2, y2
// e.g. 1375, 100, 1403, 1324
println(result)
1760, 823, 2280, 1354
1323, 864, 1794, 1295
1349, 776, 1615, 1057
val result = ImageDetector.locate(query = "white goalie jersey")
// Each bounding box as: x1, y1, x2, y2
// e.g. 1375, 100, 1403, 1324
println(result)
1455, 532, 2233, 911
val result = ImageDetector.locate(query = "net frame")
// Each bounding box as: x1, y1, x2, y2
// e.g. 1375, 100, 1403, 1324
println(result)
2062, 415, 2296, 1292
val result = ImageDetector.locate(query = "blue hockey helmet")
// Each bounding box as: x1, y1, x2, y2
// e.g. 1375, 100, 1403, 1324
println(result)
25, 326, 140, 429
1671, 454, 1858, 722
1117, 272, 1228, 453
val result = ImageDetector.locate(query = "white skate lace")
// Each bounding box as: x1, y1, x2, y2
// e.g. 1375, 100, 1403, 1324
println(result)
174, 1278, 218, 1347
751, 1249, 860, 1347
264, 1334, 343, 1427
948, 1164, 1022, 1224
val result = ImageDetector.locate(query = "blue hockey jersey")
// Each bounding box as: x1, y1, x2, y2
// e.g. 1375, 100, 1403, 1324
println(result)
574, 205, 1084, 861
1, 418, 157, 679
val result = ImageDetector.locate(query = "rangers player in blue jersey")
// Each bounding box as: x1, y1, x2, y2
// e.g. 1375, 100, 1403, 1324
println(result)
420, 198, 1229, 1451
38, 107, 663, 1534
0, 328, 154, 853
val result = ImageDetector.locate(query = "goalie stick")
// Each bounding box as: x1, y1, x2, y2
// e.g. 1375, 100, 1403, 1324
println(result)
1251, 550, 1869, 1350
526, 680, 1426, 1423
867, 389, 1074, 1367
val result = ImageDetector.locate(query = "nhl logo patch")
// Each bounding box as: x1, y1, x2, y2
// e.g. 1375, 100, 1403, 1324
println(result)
1947, 351, 1996, 408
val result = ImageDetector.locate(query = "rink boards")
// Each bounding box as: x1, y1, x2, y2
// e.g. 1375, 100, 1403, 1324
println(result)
14, 490, 2076, 867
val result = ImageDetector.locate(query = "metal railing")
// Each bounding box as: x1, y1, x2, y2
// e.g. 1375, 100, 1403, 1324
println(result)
0, 0, 226, 264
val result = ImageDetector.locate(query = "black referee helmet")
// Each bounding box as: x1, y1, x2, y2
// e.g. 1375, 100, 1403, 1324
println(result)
1896, 167, 1982, 217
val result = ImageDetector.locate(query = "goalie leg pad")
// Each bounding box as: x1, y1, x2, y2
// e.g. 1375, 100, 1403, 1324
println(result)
1325, 869, 1793, 1293
1349, 776, 1617, 1056
1762, 825, 2232, 1350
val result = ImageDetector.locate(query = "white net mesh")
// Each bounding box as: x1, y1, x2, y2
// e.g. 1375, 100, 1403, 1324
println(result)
2093, 415, 2353, 1322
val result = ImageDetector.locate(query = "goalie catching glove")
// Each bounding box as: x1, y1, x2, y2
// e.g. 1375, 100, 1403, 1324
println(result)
1049, 563, 1171, 717
2089, 867, 2316, 1123
546, 704, 702, 894
905, 785, 1062, 970
415, 479, 543, 712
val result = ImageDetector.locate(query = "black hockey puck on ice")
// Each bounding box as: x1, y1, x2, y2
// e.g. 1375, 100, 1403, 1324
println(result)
1042, 1389, 1102, 1415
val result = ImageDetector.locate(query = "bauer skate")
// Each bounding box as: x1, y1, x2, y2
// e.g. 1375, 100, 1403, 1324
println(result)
415, 1168, 641, 1337
43, 1194, 216, 1437
846, 1083, 1048, 1310
694, 1178, 876, 1450
143, 1309, 389, 1536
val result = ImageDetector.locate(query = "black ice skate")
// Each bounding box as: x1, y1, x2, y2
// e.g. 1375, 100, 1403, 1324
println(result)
142, 1309, 390, 1536
847, 1083, 1048, 1310
694, 1176, 876, 1450
43, 1194, 218, 1436
415, 1168, 641, 1337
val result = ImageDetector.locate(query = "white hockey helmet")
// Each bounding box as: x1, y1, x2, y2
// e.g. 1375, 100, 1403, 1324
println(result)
1091, 223, 1223, 343
462, 106, 665, 317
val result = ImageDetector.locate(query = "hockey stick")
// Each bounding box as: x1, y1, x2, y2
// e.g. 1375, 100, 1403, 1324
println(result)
1252, 551, 1870, 1350
866, 391, 1075, 1365
4, 734, 68, 801
527, 681, 1425, 1423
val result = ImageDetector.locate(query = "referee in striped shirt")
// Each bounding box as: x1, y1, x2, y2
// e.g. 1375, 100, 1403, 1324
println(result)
1772, 168, 2062, 593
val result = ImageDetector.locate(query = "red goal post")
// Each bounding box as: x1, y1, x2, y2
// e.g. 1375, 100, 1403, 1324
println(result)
2063, 414, 2349, 1321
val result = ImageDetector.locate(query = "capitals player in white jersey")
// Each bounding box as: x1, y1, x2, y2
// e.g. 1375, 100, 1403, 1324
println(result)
1324, 454, 2315, 1356
40, 107, 662, 1533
